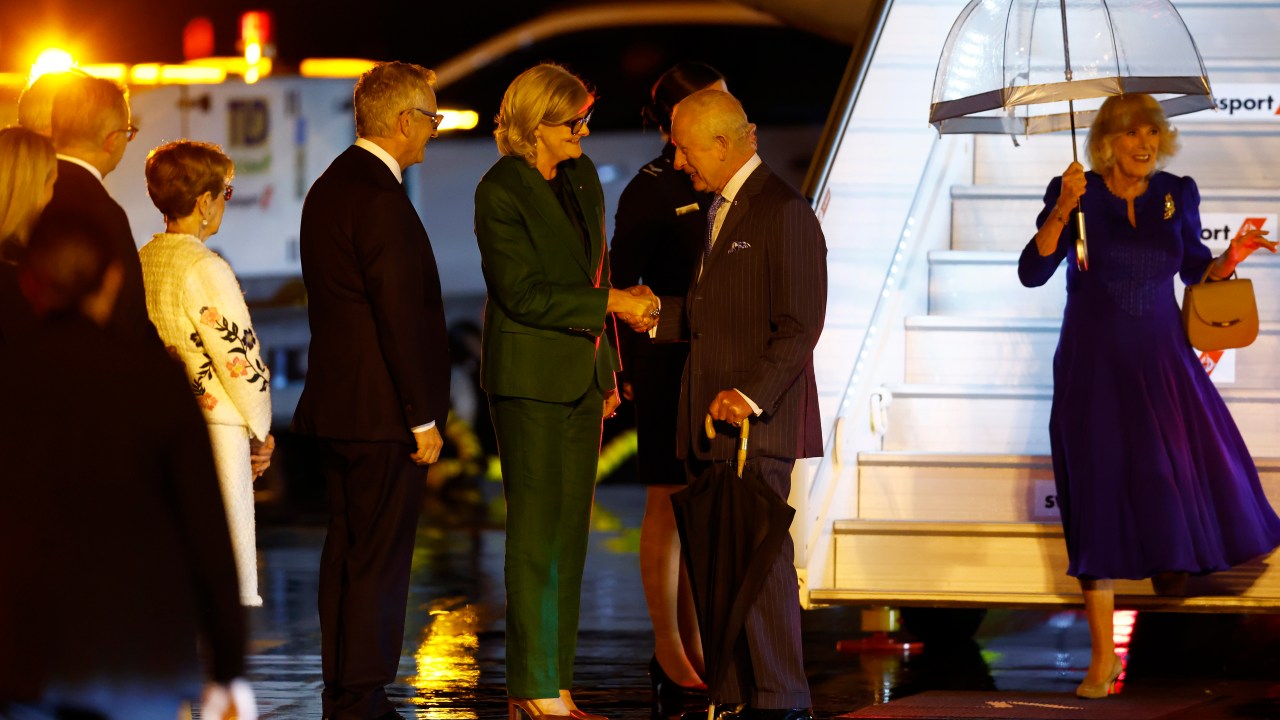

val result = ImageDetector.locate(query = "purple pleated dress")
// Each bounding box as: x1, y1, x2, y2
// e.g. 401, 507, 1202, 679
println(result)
1019, 170, 1280, 580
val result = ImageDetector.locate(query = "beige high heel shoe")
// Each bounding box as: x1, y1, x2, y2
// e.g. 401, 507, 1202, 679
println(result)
560, 690, 608, 720
1075, 654, 1124, 699
509, 698, 573, 720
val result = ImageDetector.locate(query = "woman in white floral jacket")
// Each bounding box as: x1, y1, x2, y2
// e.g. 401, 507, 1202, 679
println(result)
140, 140, 273, 606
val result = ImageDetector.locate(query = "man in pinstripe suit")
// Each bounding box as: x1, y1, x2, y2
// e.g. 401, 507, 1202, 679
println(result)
656, 89, 827, 720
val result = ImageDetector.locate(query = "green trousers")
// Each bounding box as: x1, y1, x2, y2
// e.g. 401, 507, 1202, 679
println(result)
490, 384, 603, 699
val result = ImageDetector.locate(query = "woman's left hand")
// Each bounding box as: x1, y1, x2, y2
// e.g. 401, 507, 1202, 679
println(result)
249, 433, 275, 480
1228, 227, 1278, 265
603, 389, 622, 419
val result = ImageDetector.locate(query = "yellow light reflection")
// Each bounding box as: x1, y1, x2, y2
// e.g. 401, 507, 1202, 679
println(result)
160, 65, 227, 83
245, 41, 263, 66
30, 48, 75, 82
437, 110, 479, 132
299, 58, 378, 78
408, 597, 480, 719
79, 64, 128, 81
131, 64, 161, 84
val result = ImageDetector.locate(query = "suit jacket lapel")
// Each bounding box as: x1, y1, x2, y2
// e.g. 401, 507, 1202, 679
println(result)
700, 163, 770, 280
519, 162, 591, 275
566, 161, 604, 276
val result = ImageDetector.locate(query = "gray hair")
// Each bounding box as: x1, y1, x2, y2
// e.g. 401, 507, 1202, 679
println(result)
353, 62, 438, 139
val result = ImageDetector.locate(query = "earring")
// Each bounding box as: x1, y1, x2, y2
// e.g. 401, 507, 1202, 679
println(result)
201, 218, 209, 228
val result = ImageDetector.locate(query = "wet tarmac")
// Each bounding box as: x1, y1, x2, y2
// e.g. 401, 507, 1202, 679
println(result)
242, 481, 1280, 719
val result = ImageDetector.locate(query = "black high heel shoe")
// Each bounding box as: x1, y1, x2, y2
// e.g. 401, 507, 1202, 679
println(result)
650, 656, 708, 718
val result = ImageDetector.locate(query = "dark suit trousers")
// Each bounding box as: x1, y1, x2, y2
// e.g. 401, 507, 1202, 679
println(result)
685, 456, 811, 709
489, 383, 604, 699
318, 440, 425, 719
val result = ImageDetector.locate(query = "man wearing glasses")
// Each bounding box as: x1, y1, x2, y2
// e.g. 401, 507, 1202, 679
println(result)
41, 74, 155, 341
294, 61, 450, 720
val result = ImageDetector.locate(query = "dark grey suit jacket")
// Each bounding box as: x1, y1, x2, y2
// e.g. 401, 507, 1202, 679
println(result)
293, 145, 450, 443
44, 159, 155, 340
657, 161, 827, 461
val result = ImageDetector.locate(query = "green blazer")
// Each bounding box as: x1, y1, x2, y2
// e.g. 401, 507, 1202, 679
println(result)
474, 153, 620, 402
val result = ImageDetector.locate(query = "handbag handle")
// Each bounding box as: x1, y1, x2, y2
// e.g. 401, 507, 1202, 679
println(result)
1200, 264, 1238, 284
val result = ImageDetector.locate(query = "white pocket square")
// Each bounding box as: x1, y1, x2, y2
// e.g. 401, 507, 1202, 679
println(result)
728, 240, 752, 253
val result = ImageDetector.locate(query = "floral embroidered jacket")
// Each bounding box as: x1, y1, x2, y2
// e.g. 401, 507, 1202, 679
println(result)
139, 232, 271, 439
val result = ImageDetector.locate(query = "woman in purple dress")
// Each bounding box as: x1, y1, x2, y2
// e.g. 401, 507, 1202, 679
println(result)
1018, 93, 1280, 699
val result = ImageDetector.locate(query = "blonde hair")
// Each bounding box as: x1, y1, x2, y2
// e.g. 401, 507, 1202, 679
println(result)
353, 62, 438, 139
50, 75, 129, 153
1087, 94, 1180, 175
494, 64, 592, 166
145, 141, 234, 222
0, 126, 57, 250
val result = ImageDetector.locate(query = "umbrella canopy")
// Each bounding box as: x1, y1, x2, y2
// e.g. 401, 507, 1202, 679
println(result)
930, 0, 1214, 136
671, 419, 796, 703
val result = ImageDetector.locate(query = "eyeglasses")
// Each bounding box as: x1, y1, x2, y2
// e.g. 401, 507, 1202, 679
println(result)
562, 105, 594, 136
114, 124, 139, 142
222, 184, 234, 201
408, 107, 445, 130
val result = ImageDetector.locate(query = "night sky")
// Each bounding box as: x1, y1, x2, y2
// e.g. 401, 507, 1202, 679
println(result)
0, 0, 557, 73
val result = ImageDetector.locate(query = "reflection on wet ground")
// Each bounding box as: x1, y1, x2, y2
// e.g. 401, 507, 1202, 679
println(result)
245, 484, 1280, 719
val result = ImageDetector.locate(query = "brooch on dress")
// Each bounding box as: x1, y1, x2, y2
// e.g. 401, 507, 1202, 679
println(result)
1163, 193, 1175, 220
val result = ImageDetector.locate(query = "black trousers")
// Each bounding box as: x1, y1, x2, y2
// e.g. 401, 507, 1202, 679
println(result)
684, 456, 811, 709
318, 440, 425, 719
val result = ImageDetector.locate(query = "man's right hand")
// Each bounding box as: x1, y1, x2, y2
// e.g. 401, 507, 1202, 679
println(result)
410, 425, 444, 465
608, 286, 659, 332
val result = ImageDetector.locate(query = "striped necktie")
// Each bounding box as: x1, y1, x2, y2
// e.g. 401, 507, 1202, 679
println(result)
705, 194, 726, 259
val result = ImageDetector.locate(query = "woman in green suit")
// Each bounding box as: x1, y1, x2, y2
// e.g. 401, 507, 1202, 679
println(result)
475, 64, 658, 720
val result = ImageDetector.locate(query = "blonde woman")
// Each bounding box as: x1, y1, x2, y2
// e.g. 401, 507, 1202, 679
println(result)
140, 140, 274, 607
475, 63, 657, 720
0, 126, 58, 349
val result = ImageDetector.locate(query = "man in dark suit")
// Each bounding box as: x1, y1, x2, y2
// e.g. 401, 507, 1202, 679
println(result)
294, 61, 451, 720
40, 74, 155, 341
658, 89, 827, 720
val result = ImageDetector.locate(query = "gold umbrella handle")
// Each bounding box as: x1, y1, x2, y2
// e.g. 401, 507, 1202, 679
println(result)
702, 414, 750, 478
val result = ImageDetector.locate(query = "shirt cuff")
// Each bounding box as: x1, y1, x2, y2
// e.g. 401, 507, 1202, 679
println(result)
411, 421, 437, 433
734, 389, 762, 416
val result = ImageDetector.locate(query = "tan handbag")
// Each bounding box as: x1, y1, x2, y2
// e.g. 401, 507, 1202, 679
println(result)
1182, 269, 1259, 351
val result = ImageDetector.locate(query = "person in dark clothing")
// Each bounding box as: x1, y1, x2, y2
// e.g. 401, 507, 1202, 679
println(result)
609, 62, 726, 710
0, 126, 57, 354
0, 213, 253, 720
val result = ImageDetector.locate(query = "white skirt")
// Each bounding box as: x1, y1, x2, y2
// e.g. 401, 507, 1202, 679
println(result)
207, 423, 262, 607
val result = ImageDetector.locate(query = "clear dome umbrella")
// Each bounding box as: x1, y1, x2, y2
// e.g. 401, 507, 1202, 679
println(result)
929, 0, 1214, 270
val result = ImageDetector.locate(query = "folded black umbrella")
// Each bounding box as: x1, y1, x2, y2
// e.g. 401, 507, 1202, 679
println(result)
671, 417, 796, 706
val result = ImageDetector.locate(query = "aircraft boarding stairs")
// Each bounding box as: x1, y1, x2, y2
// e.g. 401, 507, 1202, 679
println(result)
801, 0, 1280, 612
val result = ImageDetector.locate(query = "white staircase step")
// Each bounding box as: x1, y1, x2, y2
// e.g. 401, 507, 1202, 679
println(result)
951, 185, 1280, 252
879, 384, 1280, 456
928, 251, 1065, 317
855, 451, 1280, 523
904, 316, 1060, 385
928, 250, 1280, 321
822, 519, 1280, 609
974, 122, 1280, 187
904, 316, 1280, 389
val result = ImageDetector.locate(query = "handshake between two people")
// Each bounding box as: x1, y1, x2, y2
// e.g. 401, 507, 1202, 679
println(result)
608, 285, 661, 333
